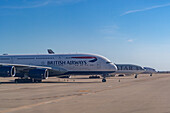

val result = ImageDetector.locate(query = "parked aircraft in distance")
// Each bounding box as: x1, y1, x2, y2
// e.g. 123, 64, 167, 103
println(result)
0, 53, 117, 83
142, 67, 157, 76
112, 64, 145, 78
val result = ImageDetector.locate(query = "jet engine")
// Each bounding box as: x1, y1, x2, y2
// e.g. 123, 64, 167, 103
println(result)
28, 69, 49, 79
0, 66, 16, 77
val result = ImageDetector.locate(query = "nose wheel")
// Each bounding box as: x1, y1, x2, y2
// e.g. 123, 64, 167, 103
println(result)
102, 74, 108, 82
102, 78, 106, 82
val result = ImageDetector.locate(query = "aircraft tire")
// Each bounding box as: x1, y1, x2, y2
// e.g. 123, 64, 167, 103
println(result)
35, 79, 42, 83
102, 78, 106, 82
15, 79, 35, 83
32, 79, 42, 83
15, 79, 18, 83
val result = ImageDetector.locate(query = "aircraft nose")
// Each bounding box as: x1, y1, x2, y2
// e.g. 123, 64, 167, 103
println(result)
110, 64, 117, 72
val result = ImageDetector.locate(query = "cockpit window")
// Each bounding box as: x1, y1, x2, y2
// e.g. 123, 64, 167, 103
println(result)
106, 62, 112, 64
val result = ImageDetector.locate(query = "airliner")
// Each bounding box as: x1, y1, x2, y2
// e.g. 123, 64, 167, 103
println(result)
112, 64, 145, 78
142, 67, 157, 76
0, 53, 117, 83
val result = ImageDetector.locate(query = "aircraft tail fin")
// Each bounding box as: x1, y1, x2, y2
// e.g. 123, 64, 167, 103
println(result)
47, 49, 55, 54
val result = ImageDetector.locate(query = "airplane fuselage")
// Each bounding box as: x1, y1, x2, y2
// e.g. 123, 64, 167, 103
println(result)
0, 53, 117, 77
114, 64, 145, 76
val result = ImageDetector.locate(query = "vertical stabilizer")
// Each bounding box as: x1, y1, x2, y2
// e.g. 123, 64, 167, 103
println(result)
47, 49, 55, 54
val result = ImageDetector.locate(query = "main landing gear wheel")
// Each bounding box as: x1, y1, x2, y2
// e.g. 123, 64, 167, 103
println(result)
32, 79, 42, 83
15, 79, 32, 83
14, 79, 42, 83
102, 78, 106, 82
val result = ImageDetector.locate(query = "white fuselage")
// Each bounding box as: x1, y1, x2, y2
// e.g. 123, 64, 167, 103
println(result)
114, 64, 145, 75
143, 67, 157, 74
0, 53, 117, 76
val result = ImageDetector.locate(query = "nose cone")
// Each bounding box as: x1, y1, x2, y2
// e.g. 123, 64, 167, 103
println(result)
112, 64, 117, 72
109, 63, 117, 72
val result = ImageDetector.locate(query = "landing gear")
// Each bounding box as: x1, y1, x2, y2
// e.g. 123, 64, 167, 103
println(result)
134, 74, 138, 78
32, 79, 42, 83
15, 78, 42, 83
150, 74, 152, 77
102, 74, 108, 82
15, 79, 32, 83
102, 78, 106, 82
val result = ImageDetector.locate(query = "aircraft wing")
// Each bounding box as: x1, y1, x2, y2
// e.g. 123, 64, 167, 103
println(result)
0, 63, 67, 77
0, 63, 52, 69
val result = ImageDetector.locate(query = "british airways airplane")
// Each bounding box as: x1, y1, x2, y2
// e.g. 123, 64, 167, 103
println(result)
0, 53, 117, 83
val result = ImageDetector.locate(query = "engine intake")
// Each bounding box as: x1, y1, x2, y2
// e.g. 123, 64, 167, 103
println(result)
0, 66, 16, 77
28, 69, 49, 79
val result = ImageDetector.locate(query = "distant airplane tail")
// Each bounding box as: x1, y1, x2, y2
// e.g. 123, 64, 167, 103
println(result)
47, 49, 55, 54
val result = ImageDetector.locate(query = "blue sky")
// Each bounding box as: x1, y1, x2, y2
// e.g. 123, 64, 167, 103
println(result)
0, 0, 170, 70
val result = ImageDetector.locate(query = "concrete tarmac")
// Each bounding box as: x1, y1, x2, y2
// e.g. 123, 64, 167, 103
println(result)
0, 74, 170, 113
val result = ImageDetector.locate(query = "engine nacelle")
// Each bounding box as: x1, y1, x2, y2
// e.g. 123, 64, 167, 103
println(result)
28, 69, 49, 79
0, 66, 16, 77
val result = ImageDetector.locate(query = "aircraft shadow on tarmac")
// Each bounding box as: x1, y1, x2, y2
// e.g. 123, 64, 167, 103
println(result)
0, 80, 101, 84
70, 77, 100, 79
